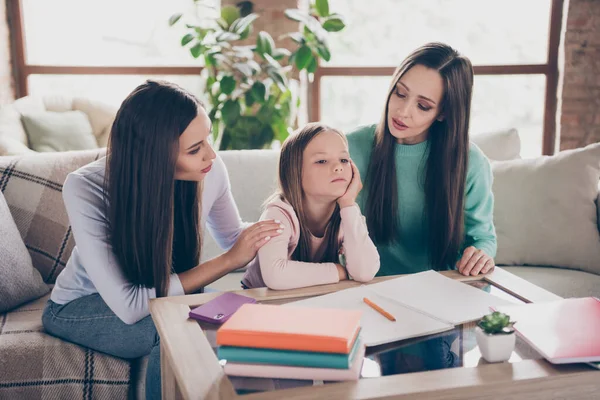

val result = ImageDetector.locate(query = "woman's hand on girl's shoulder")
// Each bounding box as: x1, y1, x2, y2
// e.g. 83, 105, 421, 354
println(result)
337, 160, 363, 209
457, 246, 495, 276
224, 220, 284, 269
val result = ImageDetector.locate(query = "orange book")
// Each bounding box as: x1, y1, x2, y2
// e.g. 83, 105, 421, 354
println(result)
216, 303, 362, 354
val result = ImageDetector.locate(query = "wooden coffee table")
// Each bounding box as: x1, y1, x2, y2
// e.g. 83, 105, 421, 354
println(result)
150, 268, 600, 399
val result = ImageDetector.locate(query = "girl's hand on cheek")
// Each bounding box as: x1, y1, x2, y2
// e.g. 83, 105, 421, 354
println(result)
337, 160, 362, 209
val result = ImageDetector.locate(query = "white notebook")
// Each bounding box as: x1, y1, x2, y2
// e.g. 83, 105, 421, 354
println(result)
285, 271, 514, 347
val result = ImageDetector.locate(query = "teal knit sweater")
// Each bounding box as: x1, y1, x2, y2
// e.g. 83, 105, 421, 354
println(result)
347, 124, 497, 276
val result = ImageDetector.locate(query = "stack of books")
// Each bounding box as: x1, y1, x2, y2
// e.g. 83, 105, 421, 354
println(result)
216, 303, 365, 381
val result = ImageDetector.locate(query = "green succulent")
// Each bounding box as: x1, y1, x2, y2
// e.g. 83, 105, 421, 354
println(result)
477, 311, 516, 335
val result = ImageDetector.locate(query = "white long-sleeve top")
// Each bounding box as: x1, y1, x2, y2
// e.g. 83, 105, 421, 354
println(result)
242, 199, 380, 290
50, 155, 245, 324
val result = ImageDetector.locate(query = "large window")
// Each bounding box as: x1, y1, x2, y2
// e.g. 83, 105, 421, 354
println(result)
10, 0, 562, 156
28, 75, 206, 107
326, 0, 551, 67
11, 0, 216, 105
22, 0, 202, 67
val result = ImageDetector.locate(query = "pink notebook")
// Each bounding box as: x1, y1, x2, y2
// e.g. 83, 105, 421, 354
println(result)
189, 292, 256, 324
496, 297, 600, 364
223, 339, 365, 381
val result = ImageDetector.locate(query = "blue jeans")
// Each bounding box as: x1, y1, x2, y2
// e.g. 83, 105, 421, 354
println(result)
42, 294, 161, 400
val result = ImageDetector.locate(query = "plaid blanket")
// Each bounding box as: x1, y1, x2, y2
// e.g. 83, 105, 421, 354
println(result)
0, 149, 106, 283
0, 150, 146, 399
0, 293, 143, 399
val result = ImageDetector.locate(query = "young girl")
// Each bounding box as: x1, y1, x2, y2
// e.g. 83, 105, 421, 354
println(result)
242, 123, 380, 290
347, 42, 497, 277
42, 80, 282, 399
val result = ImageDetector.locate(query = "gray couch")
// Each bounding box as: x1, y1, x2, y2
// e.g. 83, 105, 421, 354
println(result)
1, 133, 598, 399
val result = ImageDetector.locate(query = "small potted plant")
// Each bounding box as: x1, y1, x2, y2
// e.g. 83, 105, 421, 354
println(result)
475, 311, 516, 363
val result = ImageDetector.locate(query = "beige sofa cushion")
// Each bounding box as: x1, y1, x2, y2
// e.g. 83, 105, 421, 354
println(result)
493, 143, 600, 275
504, 266, 600, 299
0, 97, 45, 156
0, 149, 106, 283
0, 294, 132, 399
471, 128, 521, 161
0, 96, 116, 155
72, 98, 116, 147
22, 111, 98, 152
202, 150, 279, 261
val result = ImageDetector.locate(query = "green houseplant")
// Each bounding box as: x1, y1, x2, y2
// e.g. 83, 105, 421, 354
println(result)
169, 0, 346, 150
475, 311, 516, 363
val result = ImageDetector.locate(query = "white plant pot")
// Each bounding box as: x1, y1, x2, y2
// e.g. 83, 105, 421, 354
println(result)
475, 327, 516, 363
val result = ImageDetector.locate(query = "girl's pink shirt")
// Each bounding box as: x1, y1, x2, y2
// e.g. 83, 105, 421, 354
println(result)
242, 199, 380, 290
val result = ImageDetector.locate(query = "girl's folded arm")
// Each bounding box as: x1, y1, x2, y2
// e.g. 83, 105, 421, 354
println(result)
339, 204, 380, 282
258, 207, 339, 290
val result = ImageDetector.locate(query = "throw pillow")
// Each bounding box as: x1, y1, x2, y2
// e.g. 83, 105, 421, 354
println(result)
72, 97, 117, 148
202, 150, 279, 262
0, 148, 106, 283
21, 111, 98, 152
0, 191, 49, 313
471, 128, 521, 161
0, 96, 45, 156
492, 143, 600, 275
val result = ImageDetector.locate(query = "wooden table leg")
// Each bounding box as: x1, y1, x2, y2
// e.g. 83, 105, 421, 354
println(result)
161, 343, 183, 400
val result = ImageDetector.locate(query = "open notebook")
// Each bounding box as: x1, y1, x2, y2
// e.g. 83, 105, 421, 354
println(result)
285, 270, 514, 347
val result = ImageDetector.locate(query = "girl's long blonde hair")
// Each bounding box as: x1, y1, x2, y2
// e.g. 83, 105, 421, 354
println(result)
275, 122, 346, 263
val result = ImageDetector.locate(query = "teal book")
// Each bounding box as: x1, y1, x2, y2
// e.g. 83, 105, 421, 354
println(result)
218, 334, 362, 369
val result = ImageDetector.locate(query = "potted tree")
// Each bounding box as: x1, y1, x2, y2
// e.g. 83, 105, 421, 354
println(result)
475, 311, 516, 363
169, 0, 346, 150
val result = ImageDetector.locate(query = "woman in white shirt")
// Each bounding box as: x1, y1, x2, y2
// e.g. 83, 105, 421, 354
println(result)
42, 80, 282, 399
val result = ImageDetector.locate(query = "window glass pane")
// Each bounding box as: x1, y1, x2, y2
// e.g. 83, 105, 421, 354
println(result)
326, 0, 551, 66
28, 74, 206, 108
320, 77, 390, 132
22, 0, 217, 66
320, 75, 545, 158
471, 75, 545, 158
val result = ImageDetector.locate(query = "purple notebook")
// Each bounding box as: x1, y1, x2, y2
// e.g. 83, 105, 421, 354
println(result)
188, 292, 257, 324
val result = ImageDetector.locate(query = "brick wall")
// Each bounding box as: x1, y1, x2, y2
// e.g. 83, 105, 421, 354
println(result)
560, 0, 600, 150
0, 0, 15, 105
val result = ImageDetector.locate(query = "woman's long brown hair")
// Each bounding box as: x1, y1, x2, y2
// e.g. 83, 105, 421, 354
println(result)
105, 80, 204, 297
365, 42, 473, 269
276, 123, 345, 263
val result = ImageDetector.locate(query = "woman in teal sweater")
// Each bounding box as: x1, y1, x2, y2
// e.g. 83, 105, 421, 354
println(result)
348, 42, 496, 277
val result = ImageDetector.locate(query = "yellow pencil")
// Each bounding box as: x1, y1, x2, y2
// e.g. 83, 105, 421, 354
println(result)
363, 297, 396, 322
